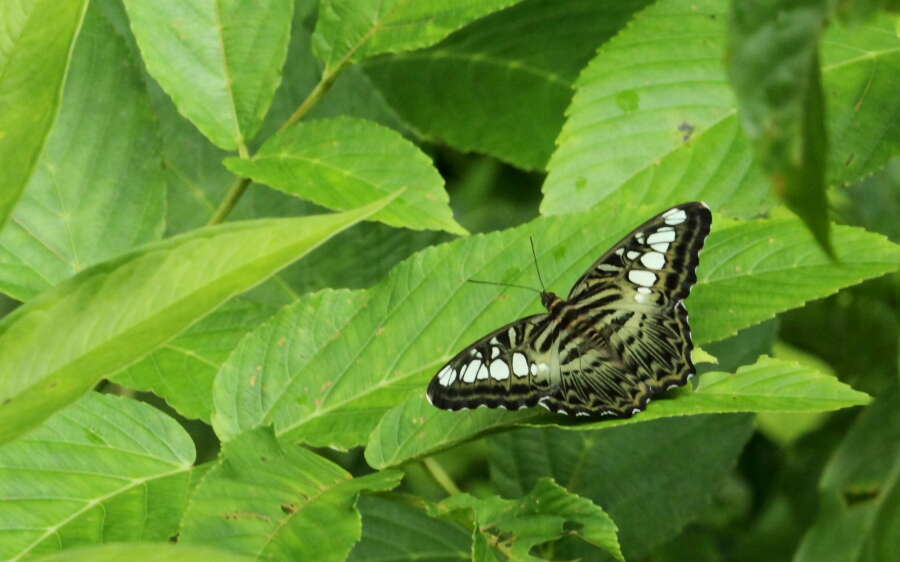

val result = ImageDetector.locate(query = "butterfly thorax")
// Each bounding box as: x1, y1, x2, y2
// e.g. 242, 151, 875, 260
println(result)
540, 291, 564, 312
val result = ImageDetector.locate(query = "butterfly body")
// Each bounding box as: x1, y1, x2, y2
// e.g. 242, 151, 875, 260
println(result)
426, 203, 711, 418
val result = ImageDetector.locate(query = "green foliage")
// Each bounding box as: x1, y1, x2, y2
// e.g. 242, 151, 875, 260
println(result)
0, 0, 89, 230
0, 0, 897, 561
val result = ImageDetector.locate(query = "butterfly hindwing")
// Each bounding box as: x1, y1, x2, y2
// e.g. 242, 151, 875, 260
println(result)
426, 314, 558, 411
427, 202, 712, 418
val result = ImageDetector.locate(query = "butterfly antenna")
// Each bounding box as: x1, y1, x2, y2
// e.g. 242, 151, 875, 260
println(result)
467, 278, 541, 294
530, 236, 547, 293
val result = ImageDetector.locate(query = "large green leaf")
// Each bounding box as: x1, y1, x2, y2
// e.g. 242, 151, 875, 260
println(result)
364, 0, 653, 170
215, 201, 894, 451
0, 393, 195, 560
436, 478, 622, 561
32, 544, 254, 562
488, 415, 754, 560
349, 495, 471, 561
312, 0, 522, 73
365, 356, 869, 469
225, 117, 466, 234
114, 298, 277, 422
729, 0, 832, 256
122, 0, 293, 151
0, 3, 165, 302
795, 384, 900, 562
180, 427, 403, 561
0, 195, 396, 445
541, 0, 899, 217
0, 0, 88, 230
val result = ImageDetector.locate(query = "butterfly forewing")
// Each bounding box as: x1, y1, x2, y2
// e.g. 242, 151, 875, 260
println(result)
427, 202, 712, 418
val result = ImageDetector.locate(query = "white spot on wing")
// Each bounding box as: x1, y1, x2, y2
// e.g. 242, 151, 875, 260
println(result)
491, 347, 500, 359
476, 363, 489, 380
490, 337, 499, 345
512, 353, 528, 377
651, 242, 670, 252
626, 250, 640, 260
437, 365, 454, 387
461, 363, 476, 383
664, 209, 687, 225
615, 248, 625, 256
647, 230, 676, 244
628, 270, 657, 287
640, 251, 666, 270
597, 264, 619, 272
530, 363, 537, 375
490, 360, 509, 380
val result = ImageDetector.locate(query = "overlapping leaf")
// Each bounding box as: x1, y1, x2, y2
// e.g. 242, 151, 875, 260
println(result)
114, 298, 277, 422
211, 202, 895, 452
0, 196, 395, 445
122, 0, 293, 150
364, 0, 653, 170
0, 393, 195, 560
795, 384, 900, 562
0, 4, 165, 302
0, 0, 88, 229
312, 0, 523, 72
365, 356, 870, 469
180, 427, 402, 561
32, 544, 255, 562
541, 0, 899, 218
349, 495, 471, 561
487, 415, 754, 559
435, 478, 622, 561
225, 117, 466, 234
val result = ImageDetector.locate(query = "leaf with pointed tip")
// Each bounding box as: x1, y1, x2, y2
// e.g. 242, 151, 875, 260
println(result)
122, 0, 293, 150
0, 393, 195, 560
364, 0, 653, 170
225, 117, 466, 235
0, 195, 396, 445
365, 356, 870, 469
435, 478, 622, 561
180, 427, 402, 561
0, 0, 88, 230
541, 0, 900, 218
0, 4, 164, 302
312, 0, 523, 73
487, 415, 754, 560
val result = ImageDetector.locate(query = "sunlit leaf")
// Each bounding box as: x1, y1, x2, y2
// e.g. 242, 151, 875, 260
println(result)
122, 0, 294, 150
0, 195, 396, 445
0, 0, 88, 230
0, 4, 164, 302
180, 427, 402, 561
225, 117, 466, 234
0, 393, 195, 560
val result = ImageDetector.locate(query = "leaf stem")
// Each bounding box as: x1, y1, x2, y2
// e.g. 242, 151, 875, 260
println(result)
208, 176, 251, 226
423, 456, 461, 496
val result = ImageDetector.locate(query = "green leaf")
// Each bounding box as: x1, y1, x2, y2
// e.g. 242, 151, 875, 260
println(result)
32, 543, 255, 562
487, 415, 754, 560
0, 0, 88, 230
180, 427, 403, 561
365, 356, 870, 469
225, 117, 466, 234
795, 384, 900, 562
688, 219, 900, 342
312, 0, 523, 73
436, 478, 622, 561
0, 195, 396, 445
222, 203, 893, 451
363, 0, 653, 170
541, 0, 900, 218
114, 298, 277, 422
729, 0, 833, 256
212, 288, 368, 442
0, 3, 165, 302
0, 393, 195, 560
349, 495, 471, 561
122, 0, 294, 151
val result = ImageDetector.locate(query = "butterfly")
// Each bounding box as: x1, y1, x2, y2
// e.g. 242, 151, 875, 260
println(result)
426, 202, 712, 418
